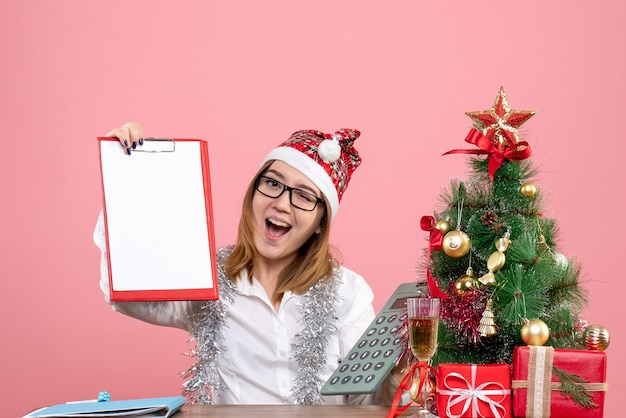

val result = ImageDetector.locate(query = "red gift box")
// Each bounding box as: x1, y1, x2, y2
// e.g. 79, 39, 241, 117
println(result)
512, 346, 607, 418
437, 363, 512, 418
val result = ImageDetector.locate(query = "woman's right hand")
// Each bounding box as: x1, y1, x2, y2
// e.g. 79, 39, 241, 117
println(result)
105, 122, 145, 155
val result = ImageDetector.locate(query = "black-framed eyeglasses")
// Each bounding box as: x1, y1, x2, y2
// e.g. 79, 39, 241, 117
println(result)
255, 175, 325, 211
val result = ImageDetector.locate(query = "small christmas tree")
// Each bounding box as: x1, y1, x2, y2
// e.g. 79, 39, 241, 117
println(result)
419, 87, 589, 366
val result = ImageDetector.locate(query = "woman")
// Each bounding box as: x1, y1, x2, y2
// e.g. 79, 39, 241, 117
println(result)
95, 122, 406, 405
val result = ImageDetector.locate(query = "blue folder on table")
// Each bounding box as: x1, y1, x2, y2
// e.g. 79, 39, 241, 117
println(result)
23, 396, 185, 417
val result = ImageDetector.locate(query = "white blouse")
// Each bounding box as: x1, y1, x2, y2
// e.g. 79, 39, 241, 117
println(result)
93, 213, 401, 405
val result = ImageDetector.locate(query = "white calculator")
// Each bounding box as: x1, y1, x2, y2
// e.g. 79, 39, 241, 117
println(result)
321, 282, 423, 395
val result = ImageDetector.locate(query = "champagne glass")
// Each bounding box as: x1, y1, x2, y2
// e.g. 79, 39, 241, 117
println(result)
407, 297, 440, 418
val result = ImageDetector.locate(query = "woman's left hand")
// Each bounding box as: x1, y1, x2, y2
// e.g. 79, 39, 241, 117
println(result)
105, 121, 145, 155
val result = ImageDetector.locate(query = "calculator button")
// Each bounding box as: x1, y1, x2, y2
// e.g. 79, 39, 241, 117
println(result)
387, 314, 397, 322
341, 375, 352, 384
353, 375, 363, 383
391, 326, 400, 333
371, 350, 382, 359
369, 338, 379, 347
360, 351, 370, 359
381, 337, 391, 346
365, 374, 376, 383
329, 376, 340, 385
376, 316, 386, 324
393, 337, 402, 345
374, 362, 385, 370
340, 364, 349, 373
367, 328, 377, 336
357, 339, 368, 349
351, 363, 361, 372
378, 326, 388, 335
383, 349, 395, 358
349, 352, 358, 361
362, 362, 372, 371
400, 313, 408, 321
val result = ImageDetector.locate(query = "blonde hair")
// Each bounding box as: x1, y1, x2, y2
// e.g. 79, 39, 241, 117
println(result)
223, 161, 336, 305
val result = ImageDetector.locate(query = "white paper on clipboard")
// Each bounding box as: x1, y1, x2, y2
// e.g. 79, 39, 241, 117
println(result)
98, 137, 218, 301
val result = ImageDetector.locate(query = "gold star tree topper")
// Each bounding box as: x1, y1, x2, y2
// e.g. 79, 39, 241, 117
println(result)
466, 87, 536, 148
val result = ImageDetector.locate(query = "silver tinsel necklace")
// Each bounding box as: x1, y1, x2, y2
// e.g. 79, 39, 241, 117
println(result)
182, 246, 339, 405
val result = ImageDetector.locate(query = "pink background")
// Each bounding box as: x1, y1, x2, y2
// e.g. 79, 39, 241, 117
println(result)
2, 2, 623, 416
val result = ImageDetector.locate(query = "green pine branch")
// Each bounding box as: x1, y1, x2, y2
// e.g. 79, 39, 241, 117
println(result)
495, 264, 547, 328
552, 367, 599, 409
545, 259, 588, 308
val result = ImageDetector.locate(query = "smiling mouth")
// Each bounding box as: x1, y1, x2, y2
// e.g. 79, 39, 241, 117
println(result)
266, 218, 291, 237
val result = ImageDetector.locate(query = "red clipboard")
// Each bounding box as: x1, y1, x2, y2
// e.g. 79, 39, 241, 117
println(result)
98, 137, 219, 301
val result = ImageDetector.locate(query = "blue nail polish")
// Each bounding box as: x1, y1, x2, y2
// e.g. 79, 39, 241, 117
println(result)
132, 142, 137, 149
124, 139, 128, 146
126, 147, 131, 155
139, 138, 144, 145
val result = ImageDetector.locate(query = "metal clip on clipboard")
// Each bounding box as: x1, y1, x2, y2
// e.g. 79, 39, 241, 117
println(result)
134, 137, 176, 153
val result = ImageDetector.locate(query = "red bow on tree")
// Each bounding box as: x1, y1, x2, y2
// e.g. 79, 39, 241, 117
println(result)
443, 128, 532, 181
420, 216, 449, 300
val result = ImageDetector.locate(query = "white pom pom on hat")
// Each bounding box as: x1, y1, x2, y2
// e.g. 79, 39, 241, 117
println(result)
317, 134, 342, 163
260, 129, 361, 219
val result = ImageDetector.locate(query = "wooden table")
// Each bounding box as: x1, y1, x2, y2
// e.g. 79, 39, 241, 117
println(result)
178, 404, 420, 417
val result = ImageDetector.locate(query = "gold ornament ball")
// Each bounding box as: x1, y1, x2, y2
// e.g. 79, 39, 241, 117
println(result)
442, 230, 471, 258
409, 375, 435, 405
583, 325, 610, 351
455, 274, 479, 295
435, 219, 451, 235
521, 319, 550, 346
520, 182, 537, 198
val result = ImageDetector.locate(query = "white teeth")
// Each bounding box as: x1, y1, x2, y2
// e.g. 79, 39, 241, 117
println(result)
268, 218, 290, 228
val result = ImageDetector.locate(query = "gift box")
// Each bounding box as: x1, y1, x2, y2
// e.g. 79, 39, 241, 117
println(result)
437, 363, 512, 418
512, 346, 607, 418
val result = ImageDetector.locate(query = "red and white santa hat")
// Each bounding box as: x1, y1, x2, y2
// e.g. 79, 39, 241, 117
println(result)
261, 129, 362, 219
